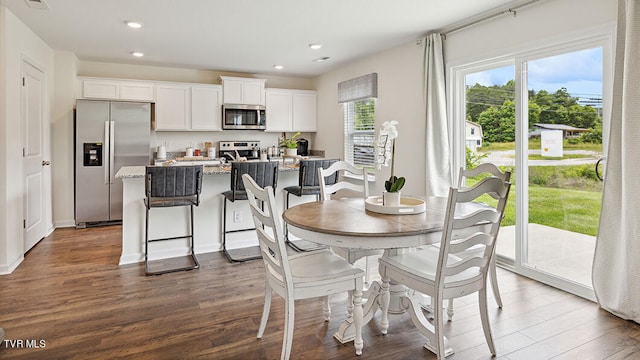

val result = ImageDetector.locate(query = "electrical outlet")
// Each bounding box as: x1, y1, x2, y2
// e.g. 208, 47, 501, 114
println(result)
233, 210, 242, 223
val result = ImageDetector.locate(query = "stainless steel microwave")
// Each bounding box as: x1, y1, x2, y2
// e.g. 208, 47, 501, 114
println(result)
222, 104, 266, 130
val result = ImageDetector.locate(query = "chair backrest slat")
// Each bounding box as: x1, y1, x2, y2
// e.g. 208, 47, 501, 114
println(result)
436, 176, 511, 291
242, 173, 292, 290
299, 159, 339, 188
318, 161, 369, 200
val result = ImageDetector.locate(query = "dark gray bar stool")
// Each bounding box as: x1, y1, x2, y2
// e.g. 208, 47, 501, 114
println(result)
222, 161, 279, 262
144, 165, 203, 275
283, 158, 339, 251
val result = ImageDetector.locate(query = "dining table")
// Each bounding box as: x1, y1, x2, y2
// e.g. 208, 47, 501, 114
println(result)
282, 195, 488, 356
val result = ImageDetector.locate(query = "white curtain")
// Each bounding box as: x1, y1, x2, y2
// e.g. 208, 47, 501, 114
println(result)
592, 0, 640, 323
424, 33, 452, 197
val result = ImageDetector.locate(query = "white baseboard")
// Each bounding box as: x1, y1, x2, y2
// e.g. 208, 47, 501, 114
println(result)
0, 255, 24, 275
54, 220, 76, 228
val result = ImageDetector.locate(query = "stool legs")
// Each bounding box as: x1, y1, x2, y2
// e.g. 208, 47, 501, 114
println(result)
145, 205, 199, 275
222, 197, 262, 262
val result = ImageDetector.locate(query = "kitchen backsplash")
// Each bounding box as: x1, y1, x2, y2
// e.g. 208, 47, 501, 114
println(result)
151, 130, 315, 156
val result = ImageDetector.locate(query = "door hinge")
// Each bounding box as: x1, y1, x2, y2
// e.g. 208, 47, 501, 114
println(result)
23, 148, 26, 157
23, 219, 26, 228
22, 77, 25, 86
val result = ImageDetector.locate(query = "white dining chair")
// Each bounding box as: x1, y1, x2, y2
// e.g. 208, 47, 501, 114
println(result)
242, 173, 365, 359
427, 162, 511, 321
456, 163, 511, 309
378, 176, 511, 359
317, 161, 384, 285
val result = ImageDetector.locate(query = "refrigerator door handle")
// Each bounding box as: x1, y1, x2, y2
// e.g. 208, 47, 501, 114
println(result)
109, 121, 115, 184
104, 121, 110, 184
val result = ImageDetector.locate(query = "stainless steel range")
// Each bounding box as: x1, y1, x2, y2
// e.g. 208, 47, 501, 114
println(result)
219, 141, 261, 161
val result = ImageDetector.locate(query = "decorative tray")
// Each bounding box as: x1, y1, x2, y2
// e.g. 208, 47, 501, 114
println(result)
365, 196, 426, 215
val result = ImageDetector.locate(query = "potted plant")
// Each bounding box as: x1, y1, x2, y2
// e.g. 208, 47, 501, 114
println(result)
279, 132, 301, 156
376, 121, 405, 206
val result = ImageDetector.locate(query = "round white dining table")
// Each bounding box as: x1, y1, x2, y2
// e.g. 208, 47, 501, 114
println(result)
282, 196, 462, 344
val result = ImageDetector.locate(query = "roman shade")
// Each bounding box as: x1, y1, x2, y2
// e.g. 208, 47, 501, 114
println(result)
338, 73, 378, 103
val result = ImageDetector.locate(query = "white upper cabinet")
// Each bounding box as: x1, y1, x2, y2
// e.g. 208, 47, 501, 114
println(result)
292, 90, 318, 132
264, 89, 292, 132
81, 78, 154, 101
265, 88, 317, 132
155, 84, 222, 131
155, 84, 190, 130
191, 85, 222, 131
220, 76, 266, 105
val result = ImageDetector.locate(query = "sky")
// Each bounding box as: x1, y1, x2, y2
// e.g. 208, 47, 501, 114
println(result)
465, 47, 603, 101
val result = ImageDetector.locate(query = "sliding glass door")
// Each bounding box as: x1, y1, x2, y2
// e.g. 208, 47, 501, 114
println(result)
456, 35, 610, 300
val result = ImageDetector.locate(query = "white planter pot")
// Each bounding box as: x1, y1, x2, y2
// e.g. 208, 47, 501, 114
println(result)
383, 191, 401, 207
285, 148, 297, 157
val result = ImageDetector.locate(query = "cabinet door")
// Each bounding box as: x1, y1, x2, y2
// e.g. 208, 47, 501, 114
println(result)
293, 91, 317, 132
119, 82, 154, 101
222, 80, 243, 104
265, 89, 292, 132
155, 85, 190, 130
191, 85, 222, 131
242, 82, 265, 105
83, 80, 119, 99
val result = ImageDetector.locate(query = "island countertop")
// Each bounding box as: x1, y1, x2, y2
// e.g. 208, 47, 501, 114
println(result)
115, 162, 300, 179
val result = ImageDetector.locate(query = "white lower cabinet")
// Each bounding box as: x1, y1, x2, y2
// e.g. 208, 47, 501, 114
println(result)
155, 84, 222, 131
265, 88, 317, 132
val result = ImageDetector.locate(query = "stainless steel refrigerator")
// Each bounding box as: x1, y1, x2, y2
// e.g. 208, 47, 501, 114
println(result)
75, 100, 151, 227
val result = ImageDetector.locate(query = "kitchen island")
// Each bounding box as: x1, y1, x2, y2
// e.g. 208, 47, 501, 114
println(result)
115, 163, 303, 265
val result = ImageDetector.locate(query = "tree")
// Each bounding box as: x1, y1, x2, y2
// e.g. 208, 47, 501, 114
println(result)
476, 100, 516, 143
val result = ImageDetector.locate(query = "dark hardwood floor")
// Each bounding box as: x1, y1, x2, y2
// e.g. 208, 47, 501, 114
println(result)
1, 226, 639, 359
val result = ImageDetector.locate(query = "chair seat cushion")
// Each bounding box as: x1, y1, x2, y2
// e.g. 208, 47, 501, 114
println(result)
222, 190, 248, 202
379, 247, 480, 288
145, 196, 198, 208
283, 185, 321, 197
289, 249, 364, 286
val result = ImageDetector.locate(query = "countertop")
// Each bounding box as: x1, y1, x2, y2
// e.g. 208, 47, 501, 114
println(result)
116, 162, 300, 179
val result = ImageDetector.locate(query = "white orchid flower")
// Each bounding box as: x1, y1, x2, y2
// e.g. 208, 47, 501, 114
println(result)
381, 120, 399, 139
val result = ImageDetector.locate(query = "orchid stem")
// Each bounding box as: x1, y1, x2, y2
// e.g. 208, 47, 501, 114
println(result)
390, 139, 395, 185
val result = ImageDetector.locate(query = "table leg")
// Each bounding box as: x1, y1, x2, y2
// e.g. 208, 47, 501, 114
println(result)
333, 281, 381, 343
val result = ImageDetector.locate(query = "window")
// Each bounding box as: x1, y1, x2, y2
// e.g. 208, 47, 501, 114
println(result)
343, 99, 375, 167
338, 73, 378, 168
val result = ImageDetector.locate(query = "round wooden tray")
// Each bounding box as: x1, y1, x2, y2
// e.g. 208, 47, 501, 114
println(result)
364, 196, 426, 215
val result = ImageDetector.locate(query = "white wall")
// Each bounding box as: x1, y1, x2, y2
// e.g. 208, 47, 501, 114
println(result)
52, 51, 77, 227
312, 0, 617, 197
0, 6, 54, 273
313, 42, 425, 196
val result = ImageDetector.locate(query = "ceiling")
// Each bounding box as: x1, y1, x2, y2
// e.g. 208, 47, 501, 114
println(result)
1, 0, 522, 78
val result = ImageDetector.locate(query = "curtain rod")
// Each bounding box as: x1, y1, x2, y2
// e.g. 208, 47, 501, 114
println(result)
417, 0, 542, 44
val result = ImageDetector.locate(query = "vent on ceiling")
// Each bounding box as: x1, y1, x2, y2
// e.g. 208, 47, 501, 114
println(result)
24, 0, 50, 10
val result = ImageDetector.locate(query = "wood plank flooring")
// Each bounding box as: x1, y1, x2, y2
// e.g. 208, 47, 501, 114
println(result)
1, 226, 639, 359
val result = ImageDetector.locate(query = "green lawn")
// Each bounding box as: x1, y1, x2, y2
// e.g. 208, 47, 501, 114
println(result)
468, 172, 602, 236
481, 140, 602, 152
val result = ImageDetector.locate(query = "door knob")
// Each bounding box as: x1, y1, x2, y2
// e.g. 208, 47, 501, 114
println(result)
42, 160, 51, 166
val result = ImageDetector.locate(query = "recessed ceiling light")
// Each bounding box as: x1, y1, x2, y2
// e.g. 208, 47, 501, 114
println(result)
125, 21, 143, 29
309, 43, 322, 50
273, 65, 284, 70
131, 52, 144, 57
312, 56, 330, 63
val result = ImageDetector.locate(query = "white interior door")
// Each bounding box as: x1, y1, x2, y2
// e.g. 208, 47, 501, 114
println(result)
23, 61, 47, 252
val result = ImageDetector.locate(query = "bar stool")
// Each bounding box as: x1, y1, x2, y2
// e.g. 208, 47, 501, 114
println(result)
144, 165, 203, 275
222, 161, 279, 262
283, 159, 339, 251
